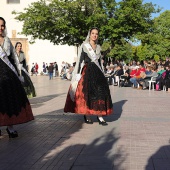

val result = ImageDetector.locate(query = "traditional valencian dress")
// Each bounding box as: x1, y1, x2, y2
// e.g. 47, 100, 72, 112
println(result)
17, 51, 36, 98
64, 42, 113, 115
0, 37, 34, 126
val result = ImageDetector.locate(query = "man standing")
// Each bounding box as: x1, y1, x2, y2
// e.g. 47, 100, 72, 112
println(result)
53, 62, 57, 77
46, 63, 49, 74
56, 62, 58, 76
43, 62, 46, 74
48, 63, 54, 80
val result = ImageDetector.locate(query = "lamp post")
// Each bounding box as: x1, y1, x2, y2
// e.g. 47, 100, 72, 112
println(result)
81, 3, 87, 15
75, 43, 79, 57
81, 5, 86, 12
74, 38, 79, 57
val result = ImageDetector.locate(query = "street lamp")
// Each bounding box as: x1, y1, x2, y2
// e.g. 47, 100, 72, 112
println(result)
74, 38, 79, 57
81, 3, 87, 15
81, 5, 85, 12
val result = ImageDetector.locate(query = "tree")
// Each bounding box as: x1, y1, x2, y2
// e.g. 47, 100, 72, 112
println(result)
13, 0, 106, 45
137, 10, 170, 61
153, 10, 170, 59
13, 0, 160, 59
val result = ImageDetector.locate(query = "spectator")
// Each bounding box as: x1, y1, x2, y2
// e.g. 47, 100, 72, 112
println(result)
56, 62, 58, 76
46, 63, 49, 74
114, 65, 124, 85
156, 66, 166, 84
141, 67, 158, 90
150, 60, 158, 69
31, 63, 35, 76
66, 66, 74, 80
48, 63, 54, 80
165, 66, 170, 92
157, 66, 170, 91
60, 61, 66, 75
108, 66, 117, 85
43, 62, 46, 73
130, 66, 138, 78
53, 62, 57, 77
35, 63, 39, 76
130, 64, 146, 89
119, 66, 131, 87
164, 57, 170, 67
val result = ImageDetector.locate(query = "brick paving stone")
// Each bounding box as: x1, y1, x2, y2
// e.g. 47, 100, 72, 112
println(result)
0, 76, 170, 170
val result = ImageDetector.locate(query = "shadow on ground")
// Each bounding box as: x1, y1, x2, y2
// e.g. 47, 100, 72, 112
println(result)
29, 93, 66, 108
36, 128, 125, 170
0, 108, 126, 170
145, 145, 170, 170
105, 100, 127, 122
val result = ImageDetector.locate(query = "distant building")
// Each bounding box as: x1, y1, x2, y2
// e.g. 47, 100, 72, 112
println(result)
0, 0, 77, 73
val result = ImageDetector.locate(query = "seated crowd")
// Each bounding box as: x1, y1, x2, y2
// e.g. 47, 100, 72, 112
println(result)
60, 61, 76, 80
104, 58, 170, 91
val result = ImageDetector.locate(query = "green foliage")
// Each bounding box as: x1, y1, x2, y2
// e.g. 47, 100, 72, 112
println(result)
13, 0, 106, 45
136, 10, 170, 61
154, 55, 160, 62
13, 0, 161, 61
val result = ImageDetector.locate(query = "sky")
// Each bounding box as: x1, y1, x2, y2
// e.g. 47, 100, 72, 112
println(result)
116, 0, 170, 18
143, 0, 170, 17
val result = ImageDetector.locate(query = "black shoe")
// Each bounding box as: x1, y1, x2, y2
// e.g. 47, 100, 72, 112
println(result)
97, 117, 108, 126
6, 128, 18, 138
84, 115, 93, 124
0, 130, 1, 136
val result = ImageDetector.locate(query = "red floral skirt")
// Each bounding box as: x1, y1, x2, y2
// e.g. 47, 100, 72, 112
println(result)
64, 65, 113, 116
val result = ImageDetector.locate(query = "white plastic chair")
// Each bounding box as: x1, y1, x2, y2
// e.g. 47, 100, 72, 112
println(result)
115, 76, 120, 87
163, 85, 166, 91
112, 78, 114, 85
120, 75, 125, 82
148, 76, 158, 90
119, 75, 127, 87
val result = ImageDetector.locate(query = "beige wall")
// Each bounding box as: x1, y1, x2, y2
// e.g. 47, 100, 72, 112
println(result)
10, 37, 30, 68
0, 0, 77, 73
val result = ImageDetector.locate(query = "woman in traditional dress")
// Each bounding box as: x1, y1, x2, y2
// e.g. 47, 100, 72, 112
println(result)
0, 17, 34, 138
64, 27, 113, 125
15, 42, 36, 98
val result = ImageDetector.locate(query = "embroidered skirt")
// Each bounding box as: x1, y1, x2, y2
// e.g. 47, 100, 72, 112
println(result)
0, 59, 34, 126
64, 63, 113, 116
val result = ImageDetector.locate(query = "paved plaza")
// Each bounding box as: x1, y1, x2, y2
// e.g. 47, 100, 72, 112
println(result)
0, 75, 170, 170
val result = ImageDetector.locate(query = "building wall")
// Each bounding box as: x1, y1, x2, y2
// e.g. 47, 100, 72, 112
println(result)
0, 0, 77, 73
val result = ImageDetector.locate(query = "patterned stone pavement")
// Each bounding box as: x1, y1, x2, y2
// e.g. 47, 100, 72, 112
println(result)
0, 76, 170, 170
